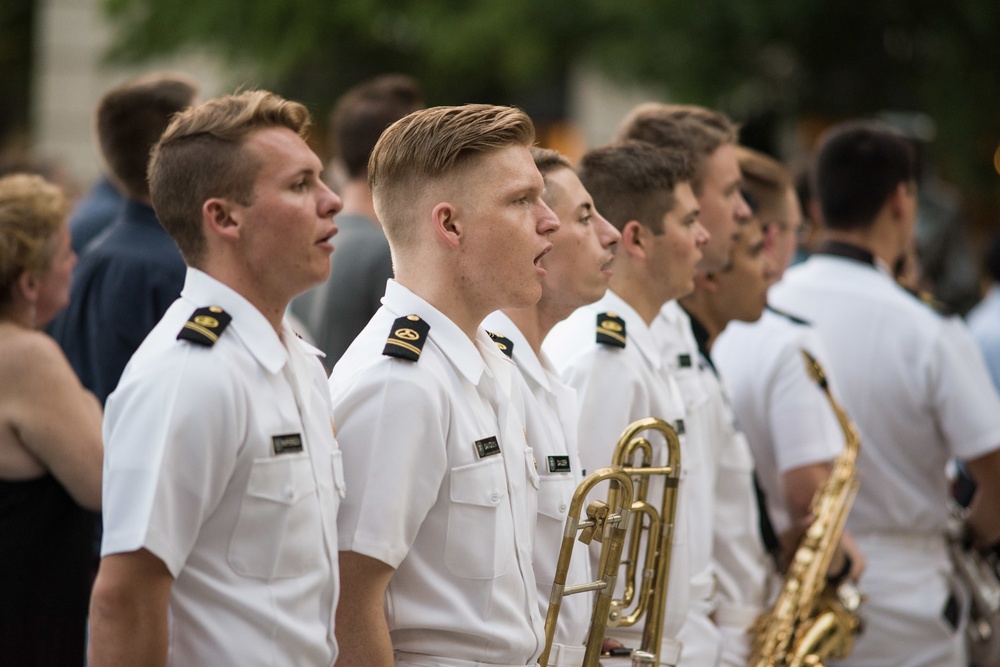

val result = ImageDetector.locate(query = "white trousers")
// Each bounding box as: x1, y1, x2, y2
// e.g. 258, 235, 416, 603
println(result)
828, 532, 967, 667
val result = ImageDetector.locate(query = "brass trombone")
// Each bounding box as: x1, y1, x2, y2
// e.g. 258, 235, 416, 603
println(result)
538, 417, 682, 667
539, 466, 635, 667
608, 417, 683, 664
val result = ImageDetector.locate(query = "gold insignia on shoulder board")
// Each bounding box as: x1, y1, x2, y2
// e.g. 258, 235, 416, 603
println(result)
395, 328, 420, 341
601, 320, 624, 332
383, 315, 430, 362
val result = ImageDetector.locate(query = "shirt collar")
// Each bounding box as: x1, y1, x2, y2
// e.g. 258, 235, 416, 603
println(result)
682, 307, 717, 376
600, 290, 661, 369
813, 240, 893, 276
483, 311, 552, 393
657, 300, 698, 349
180, 268, 289, 374
381, 280, 487, 385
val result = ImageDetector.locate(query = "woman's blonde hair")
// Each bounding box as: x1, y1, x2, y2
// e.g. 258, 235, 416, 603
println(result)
0, 173, 67, 307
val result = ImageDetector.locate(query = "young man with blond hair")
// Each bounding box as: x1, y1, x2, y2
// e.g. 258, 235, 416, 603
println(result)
89, 90, 345, 666
331, 104, 559, 666
483, 147, 621, 666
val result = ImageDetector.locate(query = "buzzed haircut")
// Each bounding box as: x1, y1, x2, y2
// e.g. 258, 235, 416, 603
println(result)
737, 146, 792, 220
615, 103, 738, 195
331, 74, 424, 180
813, 121, 917, 231
149, 90, 312, 267
368, 104, 535, 246
96, 72, 199, 201
577, 142, 693, 235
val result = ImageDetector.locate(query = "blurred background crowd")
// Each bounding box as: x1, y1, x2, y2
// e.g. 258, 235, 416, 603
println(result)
2, 0, 999, 317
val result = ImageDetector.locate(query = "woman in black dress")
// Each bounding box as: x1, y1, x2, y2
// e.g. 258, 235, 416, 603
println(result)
0, 173, 103, 666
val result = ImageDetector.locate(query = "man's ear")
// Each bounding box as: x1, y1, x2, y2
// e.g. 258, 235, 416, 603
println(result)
431, 201, 461, 249
888, 181, 917, 222
202, 197, 241, 242
620, 220, 647, 260
694, 269, 719, 293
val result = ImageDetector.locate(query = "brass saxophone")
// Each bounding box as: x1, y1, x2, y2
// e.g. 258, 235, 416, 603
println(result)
748, 350, 863, 667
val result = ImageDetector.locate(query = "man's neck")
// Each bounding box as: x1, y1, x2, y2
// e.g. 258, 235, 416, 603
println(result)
822, 226, 900, 270
394, 267, 488, 342
608, 273, 665, 326
501, 304, 562, 358
678, 290, 726, 355
199, 261, 288, 336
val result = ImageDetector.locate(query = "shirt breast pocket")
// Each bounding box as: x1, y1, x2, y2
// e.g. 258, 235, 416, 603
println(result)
445, 456, 513, 579
228, 455, 322, 579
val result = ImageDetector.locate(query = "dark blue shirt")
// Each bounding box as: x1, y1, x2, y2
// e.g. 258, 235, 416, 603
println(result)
50, 201, 186, 404
68, 177, 124, 256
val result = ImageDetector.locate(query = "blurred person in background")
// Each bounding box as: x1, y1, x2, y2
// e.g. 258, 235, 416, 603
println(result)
49, 72, 198, 404
966, 232, 1000, 390
0, 173, 103, 666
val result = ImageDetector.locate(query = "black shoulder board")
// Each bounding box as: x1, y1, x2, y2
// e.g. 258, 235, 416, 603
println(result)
383, 315, 430, 362
177, 306, 232, 347
486, 331, 515, 358
766, 305, 810, 326
596, 312, 626, 348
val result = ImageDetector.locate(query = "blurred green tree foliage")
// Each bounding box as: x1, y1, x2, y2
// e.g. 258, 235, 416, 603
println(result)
102, 0, 1000, 195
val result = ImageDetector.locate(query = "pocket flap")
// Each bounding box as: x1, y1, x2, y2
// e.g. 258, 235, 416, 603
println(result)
537, 475, 573, 520
247, 455, 317, 505
450, 456, 507, 507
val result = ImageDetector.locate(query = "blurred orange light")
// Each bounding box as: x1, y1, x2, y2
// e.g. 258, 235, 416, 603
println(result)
995, 143, 1000, 176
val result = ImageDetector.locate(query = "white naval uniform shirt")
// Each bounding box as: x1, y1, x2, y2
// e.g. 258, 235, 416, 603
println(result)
102, 268, 342, 666
770, 254, 1000, 536
545, 290, 692, 654
651, 301, 723, 666
689, 338, 771, 624
484, 311, 593, 656
332, 281, 544, 665
771, 251, 1000, 667
712, 308, 843, 536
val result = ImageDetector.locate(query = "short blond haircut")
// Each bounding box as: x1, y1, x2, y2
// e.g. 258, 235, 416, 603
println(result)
368, 104, 535, 246
737, 146, 793, 222
615, 103, 739, 195
148, 90, 312, 266
0, 174, 67, 309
